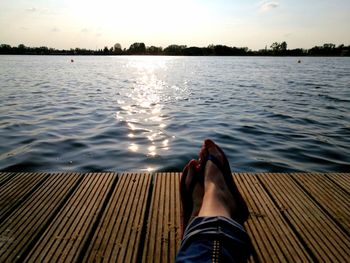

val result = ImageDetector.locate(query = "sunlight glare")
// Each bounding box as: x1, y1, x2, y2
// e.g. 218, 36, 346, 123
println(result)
127, 122, 136, 130
163, 139, 169, 146
146, 167, 155, 172
129, 143, 139, 152
64, 0, 209, 47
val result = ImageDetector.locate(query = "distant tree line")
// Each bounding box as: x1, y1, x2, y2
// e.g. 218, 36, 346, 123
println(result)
1, 42, 349, 56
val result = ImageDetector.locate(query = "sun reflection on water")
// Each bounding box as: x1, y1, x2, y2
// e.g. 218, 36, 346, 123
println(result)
115, 57, 174, 168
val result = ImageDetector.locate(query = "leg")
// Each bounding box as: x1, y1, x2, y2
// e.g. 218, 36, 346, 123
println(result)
176, 140, 252, 263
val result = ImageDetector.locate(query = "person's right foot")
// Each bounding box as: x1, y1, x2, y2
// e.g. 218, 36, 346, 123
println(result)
199, 139, 249, 223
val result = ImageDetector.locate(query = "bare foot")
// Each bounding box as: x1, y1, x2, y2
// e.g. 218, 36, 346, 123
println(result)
186, 160, 204, 220
180, 159, 204, 236
201, 139, 249, 224
198, 140, 238, 218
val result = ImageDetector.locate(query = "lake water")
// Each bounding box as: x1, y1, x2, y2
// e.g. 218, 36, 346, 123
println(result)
0, 55, 349, 172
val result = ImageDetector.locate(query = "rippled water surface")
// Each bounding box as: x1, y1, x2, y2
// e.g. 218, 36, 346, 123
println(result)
0, 55, 349, 172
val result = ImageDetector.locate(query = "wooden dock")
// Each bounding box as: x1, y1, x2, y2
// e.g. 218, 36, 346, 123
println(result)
0, 172, 349, 262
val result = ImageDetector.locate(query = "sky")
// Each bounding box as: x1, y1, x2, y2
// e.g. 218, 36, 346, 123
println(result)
0, 0, 349, 50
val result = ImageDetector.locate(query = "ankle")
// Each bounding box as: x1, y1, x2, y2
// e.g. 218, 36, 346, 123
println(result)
198, 186, 233, 217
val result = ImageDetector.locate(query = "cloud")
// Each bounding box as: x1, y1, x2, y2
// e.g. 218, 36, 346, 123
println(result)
259, 1, 279, 12
25, 7, 55, 15
41, 8, 53, 14
51, 27, 60, 32
26, 7, 37, 12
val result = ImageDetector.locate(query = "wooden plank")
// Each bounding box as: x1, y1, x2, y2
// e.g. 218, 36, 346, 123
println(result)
142, 172, 181, 263
143, 171, 162, 262
291, 172, 350, 234
0, 172, 83, 262
235, 173, 311, 262
173, 172, 181, 260
24, 172, 117, 262
0, 172, 15, 186
83, 173, 151, 263
326, 173, 350, 195
0, 172, 348, 262
257, 173, 350, 262
0, 172, 49, 222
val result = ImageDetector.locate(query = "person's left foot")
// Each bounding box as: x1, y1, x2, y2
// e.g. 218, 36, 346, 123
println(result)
186, 160, 204, 220
180, 159, 204, 235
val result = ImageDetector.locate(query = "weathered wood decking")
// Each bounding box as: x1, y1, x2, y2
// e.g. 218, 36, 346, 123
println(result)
0, 172, 349, 262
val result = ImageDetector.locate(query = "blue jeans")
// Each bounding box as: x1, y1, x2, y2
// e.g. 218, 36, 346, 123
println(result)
176, 216, 252, 263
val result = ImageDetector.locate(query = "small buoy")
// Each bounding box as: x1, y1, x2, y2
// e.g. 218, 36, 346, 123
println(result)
297, 60, 301, 63
71, 59, 74, 63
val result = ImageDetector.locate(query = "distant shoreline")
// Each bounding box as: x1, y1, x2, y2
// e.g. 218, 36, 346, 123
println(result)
1, 54, 349, 57
1, 42, 349, 56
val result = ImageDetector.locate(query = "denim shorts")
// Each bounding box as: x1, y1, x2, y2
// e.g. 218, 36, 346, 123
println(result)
176, 216, 252, 263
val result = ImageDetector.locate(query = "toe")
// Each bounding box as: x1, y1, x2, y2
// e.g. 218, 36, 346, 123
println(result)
204, 138, 216, 148
186, 159, 198, 187
205, 140, 224, 166
199, 146, 206, 162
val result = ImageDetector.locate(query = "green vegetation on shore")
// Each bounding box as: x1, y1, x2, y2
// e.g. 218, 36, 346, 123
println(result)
1, 42, 349, 56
